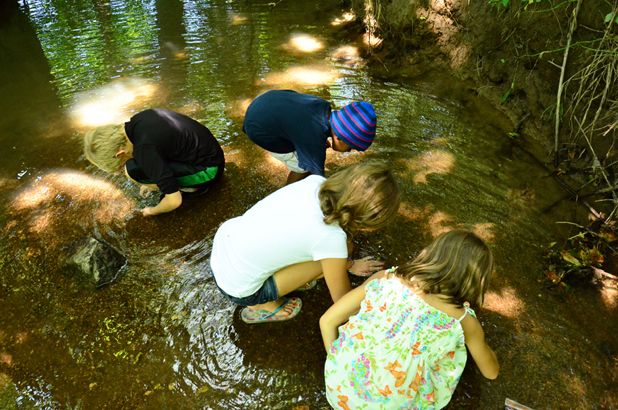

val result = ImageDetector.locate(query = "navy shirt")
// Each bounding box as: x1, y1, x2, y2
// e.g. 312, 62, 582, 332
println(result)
124, 109, 224, 194
243, 90, 331, 176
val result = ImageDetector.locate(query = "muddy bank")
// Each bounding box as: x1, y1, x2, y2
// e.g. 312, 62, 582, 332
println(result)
350, 0, 617, 165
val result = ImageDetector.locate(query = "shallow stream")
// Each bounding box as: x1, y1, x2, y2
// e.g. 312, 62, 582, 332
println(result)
0, 0, 616, 409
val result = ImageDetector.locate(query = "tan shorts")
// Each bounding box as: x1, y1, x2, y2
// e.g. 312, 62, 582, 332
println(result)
269, 151, 305, 173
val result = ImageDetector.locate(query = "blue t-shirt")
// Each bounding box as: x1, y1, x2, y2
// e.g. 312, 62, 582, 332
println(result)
243, 90, 331, 176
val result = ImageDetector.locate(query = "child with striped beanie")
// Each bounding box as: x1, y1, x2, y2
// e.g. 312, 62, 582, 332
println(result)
243, 90, 378, 185
330, 101, 377, 152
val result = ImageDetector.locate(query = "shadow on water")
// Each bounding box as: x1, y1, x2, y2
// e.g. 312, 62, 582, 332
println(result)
0, 0, 616, 409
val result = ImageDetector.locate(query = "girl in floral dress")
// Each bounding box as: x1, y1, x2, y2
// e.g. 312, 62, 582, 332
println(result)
320, 230, 499, 409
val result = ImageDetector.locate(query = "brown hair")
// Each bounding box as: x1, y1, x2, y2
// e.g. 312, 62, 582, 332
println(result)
397, 230, 494, 307
319, 161, 400, 235
83, 124, 127, 173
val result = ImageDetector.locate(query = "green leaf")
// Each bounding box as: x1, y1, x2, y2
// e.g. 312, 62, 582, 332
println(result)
561, 250, 581, 267
501, 0, 509, 7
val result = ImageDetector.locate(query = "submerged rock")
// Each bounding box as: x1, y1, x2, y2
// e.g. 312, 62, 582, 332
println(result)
66, 237, 126, 288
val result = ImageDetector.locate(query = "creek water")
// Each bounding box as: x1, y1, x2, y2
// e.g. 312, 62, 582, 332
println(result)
0, 0, 616, 409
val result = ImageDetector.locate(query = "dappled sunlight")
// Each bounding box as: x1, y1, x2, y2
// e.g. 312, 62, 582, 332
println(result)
129, 54, 156, 65
483, 287, 525, 319
259, 64, 339, 88
230, 13, 248, 25
173, 50, 188, 60
0, 353, 12, 366
9, 170, 134, 240
471, 222, 496, 244
427, 211, 453, 237
416, 0, 469, 69
397, 203, 455, 236
362, 32, 383, 48
162, 41, 187, 60
600, 285, 618, 309
282, 34, 324, 54
177, 101, 204, 117
226, 97, 252, 120
0, 372, 10, 388
331, 11, 355, 26
68, 78, 158, 128
330, 45, 363, 66
407, 150, 455, 184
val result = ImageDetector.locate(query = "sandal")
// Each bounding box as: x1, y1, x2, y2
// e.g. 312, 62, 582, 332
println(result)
296, 279, 317, 292
240, 297, 302, 324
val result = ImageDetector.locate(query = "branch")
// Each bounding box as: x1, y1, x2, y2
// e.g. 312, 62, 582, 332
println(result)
554, 0, 583, 167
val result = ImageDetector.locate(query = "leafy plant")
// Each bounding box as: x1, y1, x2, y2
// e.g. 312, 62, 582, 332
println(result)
544, 220, 617, 286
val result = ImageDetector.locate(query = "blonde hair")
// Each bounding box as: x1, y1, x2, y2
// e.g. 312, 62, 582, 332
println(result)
319, 161, 400, 235
83, 124, 127, 173
397, 230, 494, 307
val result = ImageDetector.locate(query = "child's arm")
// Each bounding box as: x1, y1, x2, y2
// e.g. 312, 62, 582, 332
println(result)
320, 258, 352, 302
319, 284, 366, 351
319, 270, 386, 351
142, 191, 182, 216
461, 315, 500, 379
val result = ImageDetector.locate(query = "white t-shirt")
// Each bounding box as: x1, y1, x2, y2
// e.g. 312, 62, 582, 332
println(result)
211, 175, 348, 298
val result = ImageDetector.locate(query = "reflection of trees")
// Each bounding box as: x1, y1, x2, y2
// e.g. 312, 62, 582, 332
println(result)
0, 1, 65, 169
25, 0, 159, 103
156, 0, 188, 101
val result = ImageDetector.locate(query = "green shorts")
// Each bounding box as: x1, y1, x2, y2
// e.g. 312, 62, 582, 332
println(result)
125, 159, 224, 192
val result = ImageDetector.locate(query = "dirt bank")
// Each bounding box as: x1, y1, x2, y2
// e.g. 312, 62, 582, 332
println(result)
351, 0, 616, 166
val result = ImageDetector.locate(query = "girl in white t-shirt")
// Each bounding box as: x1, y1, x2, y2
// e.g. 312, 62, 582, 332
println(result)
210, 161, 400, 324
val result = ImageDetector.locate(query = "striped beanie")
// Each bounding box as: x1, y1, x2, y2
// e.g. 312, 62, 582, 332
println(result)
330, 101, 377, 151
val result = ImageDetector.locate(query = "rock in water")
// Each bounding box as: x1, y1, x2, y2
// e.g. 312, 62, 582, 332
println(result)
67, 237, 126, 288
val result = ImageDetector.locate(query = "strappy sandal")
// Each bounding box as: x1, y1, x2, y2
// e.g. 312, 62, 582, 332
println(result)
296, 279, 317, 291
240, 297, 302, 324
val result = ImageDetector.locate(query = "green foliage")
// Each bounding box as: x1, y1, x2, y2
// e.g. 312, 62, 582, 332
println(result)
544, 221, 617, 285
488, 0, 548, 9
500, 80, 515, 104
604, 11, 618, 25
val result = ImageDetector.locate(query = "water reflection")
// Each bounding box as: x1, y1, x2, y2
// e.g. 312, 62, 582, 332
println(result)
282, 33, 325, 54
260, 64, 339, 88
0, 0, 612, 408
68, 78, 159, 128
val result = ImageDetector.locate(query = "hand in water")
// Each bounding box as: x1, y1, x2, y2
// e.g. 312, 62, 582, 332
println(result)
139, 185, 156, 198
348, 256, 384, 277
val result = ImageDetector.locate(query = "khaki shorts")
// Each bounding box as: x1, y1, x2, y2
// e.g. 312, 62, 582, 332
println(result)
269, 151, 305, 173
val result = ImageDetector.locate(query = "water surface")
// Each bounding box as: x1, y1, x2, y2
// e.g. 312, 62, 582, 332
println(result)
0, 0, 616, 409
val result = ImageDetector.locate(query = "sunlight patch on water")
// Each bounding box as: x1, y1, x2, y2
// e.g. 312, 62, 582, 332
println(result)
397, 203, 456, 236
226, 98, 252, 120
10, 170, 133, 231
471, 222, 496, 244
600, 285, 618, 309
230, 13, 248, 26
68, 78, 158, 128
282, 34, 324, 54
331, 11, 356, 26
330, 45, 363, 66
407, 150, 455, 184
259, 65, 338, 88
362, 32, 383, 48
484, 287, 525, 318
427, 211, 454, 237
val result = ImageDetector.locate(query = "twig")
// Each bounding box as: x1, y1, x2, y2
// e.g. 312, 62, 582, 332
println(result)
554, 0, 583, 167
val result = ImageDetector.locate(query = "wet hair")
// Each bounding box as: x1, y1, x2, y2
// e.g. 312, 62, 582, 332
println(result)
319, 161, 400, 235
397, 230, 494, 307
83, 124, 127, 173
